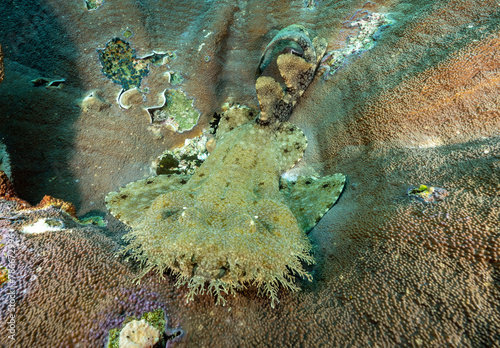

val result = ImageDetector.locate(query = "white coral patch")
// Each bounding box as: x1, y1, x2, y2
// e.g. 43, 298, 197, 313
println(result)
119, 319, 160, 348
21, 218, 65, 234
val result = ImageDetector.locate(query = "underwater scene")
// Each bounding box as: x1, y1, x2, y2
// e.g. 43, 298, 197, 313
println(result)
0, 0, 500, 347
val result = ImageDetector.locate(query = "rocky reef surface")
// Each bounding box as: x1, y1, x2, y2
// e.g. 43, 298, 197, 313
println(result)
0, 0, 500, 347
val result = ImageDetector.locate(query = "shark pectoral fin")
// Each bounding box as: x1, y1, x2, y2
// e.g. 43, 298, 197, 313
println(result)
105, 174, 191, 227
280, 173, 346, 233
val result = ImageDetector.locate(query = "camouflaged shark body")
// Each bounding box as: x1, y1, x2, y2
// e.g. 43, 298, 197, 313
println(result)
106, 25, 344, 307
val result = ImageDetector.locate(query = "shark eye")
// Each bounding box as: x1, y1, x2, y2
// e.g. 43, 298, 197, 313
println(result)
162, 209, 179, 219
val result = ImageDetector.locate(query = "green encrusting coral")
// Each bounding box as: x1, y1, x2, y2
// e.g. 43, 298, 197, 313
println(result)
98, 38, 175, 90
147, 89, 201, 133
98, 38, 149, 90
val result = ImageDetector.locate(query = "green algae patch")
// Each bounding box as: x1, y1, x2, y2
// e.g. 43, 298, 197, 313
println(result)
147, 89, 201, 133
78, 215, 108, 227
140, 308, 166, 335
123, 28, 133, 39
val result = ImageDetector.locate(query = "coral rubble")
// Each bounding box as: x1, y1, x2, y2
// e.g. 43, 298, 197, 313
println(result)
320, 12, 393, 79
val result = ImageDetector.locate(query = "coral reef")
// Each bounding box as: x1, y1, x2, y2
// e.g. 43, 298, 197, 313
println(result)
107, 27, 345, 303
0, 201, 185, 347
1, 0, 500, 346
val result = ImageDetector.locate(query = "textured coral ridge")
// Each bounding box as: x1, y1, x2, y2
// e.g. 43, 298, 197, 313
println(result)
0, 44, 3, 84
107, 25, 344, 307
